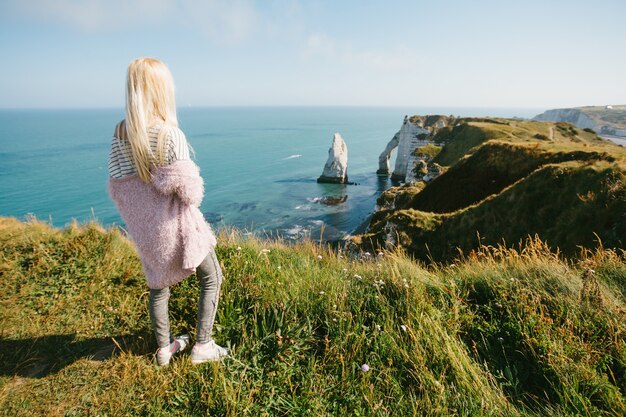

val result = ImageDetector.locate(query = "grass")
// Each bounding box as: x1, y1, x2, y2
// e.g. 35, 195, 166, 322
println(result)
1, 217, 625, 416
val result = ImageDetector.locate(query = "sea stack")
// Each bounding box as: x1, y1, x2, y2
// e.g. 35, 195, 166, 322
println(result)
317, 133, 348, 184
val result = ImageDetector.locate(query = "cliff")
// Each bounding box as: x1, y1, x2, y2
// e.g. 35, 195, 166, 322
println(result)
534, 105, 626, 137
353, 118, 626, 261
378, 115, 454, 181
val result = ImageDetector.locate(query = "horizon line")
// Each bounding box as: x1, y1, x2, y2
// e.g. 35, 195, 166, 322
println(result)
0, 104, 562, 111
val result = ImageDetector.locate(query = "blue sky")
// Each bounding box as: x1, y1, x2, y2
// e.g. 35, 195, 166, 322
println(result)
0, 0, 624, 109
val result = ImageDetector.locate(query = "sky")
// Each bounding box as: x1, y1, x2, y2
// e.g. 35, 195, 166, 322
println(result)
0, 0, 624, 109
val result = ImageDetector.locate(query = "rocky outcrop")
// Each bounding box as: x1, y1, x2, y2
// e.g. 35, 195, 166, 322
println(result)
378, 115, 453, 181
406, 157, 444, 184
318, 133, 348, 184
377, 132, 400, 175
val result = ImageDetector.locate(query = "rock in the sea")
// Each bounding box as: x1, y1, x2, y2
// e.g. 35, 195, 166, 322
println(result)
319, 195, 348, 205
318, 133, 348, 184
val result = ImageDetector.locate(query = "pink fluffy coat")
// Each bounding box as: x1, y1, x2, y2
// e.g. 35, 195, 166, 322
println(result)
108, 160, 217, 289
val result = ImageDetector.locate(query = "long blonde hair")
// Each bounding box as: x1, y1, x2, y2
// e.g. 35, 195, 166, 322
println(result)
124, 57, 178, 182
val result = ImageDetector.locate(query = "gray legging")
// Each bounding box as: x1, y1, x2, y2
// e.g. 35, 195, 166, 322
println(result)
149, 250, 223, 348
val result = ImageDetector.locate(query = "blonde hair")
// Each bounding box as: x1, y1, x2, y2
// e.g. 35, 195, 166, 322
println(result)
124, 57, 178, 182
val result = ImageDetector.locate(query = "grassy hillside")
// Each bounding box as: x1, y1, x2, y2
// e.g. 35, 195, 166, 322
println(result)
1, 217, 625, 416
356, 118, 626, 261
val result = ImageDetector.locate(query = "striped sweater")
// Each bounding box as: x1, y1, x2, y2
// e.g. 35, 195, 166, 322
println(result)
108, 122, 190, 179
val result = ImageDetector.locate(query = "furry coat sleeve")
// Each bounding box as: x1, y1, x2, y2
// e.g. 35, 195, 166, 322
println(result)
151, 160, 205, 207
108, 160, 217, 289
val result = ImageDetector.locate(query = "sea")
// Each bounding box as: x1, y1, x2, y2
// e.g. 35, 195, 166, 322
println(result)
0, 106, 543, 241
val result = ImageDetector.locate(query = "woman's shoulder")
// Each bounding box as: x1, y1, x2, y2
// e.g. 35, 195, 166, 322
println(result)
162, 124, 187, 141
161, 124, 190, 162
113, 119, 126, 139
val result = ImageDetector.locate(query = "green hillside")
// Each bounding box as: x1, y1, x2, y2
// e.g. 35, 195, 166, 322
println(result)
1, 218, 625, 416
354, 118, 626, 261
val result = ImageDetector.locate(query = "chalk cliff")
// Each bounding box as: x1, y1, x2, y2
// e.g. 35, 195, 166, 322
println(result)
534, 105, 626, 137
533, 108, 596, 129
378, 115, 453, 181
318, 133, 349, 184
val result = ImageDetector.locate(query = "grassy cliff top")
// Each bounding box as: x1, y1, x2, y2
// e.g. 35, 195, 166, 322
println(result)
356, 118, 626, 261
434, 117, 624, 166
1, 217, 625, 416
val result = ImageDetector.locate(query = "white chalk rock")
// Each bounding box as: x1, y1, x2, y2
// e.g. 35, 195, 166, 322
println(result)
378, 116, 430, 180
318, 133, 348, 184
533, 108, 596, 129
377, 132, 400, 175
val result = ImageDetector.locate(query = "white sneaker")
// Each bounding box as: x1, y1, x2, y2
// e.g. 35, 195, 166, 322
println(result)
156, 334, 189, 366
190, 340, 229, 364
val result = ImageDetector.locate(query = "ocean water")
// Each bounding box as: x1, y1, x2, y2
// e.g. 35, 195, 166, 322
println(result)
0, 106, 541, 241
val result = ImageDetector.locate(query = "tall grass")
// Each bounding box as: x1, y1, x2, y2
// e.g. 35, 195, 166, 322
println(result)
1, 217, 625, 416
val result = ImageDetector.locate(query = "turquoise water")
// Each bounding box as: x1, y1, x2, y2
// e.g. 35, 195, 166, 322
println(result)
0, 107, 541, 240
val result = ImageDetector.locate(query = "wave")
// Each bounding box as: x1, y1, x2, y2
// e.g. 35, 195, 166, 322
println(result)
282, 154, 303, 160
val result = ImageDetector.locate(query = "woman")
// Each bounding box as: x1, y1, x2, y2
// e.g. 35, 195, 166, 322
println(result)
107, 57, 228, 366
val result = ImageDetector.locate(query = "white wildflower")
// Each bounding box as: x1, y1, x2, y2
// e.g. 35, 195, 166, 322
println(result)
319, 291, 325, 295
361, 364, 370, 372
353, 274, 362, 280
317, 255, 323, 260
375, 324, 381, 331
400, 325, 407, 332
